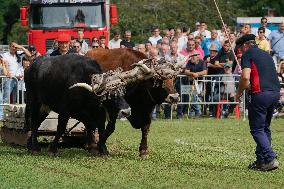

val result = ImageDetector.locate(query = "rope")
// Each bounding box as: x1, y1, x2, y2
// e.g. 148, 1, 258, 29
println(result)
212, 0, 240, 67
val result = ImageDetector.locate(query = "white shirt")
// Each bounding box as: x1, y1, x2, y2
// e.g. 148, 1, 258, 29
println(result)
148, 35, 162, 46
193, 30, 211, 38
177, 35, 188, 51
108, 38, 122, 49
1, 52, 23, 77
79, 40, 89, 55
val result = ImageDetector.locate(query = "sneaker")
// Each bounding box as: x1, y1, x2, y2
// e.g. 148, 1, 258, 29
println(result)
260, 159, 279, 171
248, 160, 263, 170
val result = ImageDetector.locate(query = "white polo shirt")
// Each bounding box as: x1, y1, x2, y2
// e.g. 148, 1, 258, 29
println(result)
1, 52, 22, 77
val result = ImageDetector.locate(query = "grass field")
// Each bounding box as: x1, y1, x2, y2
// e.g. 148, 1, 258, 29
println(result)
0, 118, 283, 189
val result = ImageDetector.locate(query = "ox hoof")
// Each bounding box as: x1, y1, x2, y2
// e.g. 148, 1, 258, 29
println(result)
48, 145, 58, 156
139, 150, 149, 159
88, 147, 100, 156
29, 149, 41, 155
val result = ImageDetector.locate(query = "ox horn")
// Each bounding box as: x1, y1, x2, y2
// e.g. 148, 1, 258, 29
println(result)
69, 83, 99, 92
132, 60, 152, 74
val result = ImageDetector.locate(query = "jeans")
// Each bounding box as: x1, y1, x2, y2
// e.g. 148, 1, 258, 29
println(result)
3, 78, 18, 104
248, 91, 280, 163
189, 90, 201, 116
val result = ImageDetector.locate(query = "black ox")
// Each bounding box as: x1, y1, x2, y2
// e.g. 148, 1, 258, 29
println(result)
24, 54, 132, 155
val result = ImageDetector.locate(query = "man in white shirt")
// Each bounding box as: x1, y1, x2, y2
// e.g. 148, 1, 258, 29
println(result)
193, 21, 211, 39
108, 30, 122, 49
1, 42, 24, 104
148, 27, 162, 47
77, 30, 89, 55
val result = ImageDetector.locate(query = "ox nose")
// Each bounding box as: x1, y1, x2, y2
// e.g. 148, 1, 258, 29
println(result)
118, 108, 131, 118
166, 93, 180, 104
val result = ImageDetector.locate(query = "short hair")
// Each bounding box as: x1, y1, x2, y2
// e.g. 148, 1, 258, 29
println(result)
224, 40, 230, 44
99, 35, 106, 40
258, 27, 265, 32
113, 30, 120, 35
152, 26, 159, 32
125, 30, 131, 34
261, 17, 267, 22
71, 36, 75, 40
145, 40, 152, 45
200, 21, 206, 25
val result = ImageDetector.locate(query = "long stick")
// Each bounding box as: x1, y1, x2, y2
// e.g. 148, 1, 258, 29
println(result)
213, 0, 240, 67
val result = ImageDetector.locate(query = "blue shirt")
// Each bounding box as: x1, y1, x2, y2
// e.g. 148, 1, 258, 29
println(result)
201, 38, 222, 56
268, 30, 284, 58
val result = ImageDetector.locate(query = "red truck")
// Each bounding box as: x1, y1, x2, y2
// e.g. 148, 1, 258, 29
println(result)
20, 0, 118, 54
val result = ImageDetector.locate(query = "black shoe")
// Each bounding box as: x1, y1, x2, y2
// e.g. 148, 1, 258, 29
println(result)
260, 159, 279, 172
248, 161, 263, 170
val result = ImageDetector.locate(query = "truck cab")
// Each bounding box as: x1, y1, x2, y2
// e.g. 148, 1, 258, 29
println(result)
20, 0, 118, 54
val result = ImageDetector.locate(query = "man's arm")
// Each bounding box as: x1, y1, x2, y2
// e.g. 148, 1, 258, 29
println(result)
236, 68, 251, 101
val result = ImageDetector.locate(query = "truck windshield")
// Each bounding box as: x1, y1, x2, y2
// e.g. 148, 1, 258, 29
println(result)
30, 4, 105, 29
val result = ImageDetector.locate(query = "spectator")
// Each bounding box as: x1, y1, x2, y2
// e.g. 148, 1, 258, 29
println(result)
98, 35, 108, 49
214, 40, 235, 70
0, 55, 9, 120
253, 17, 271, 38
91, 41, 99, 49
108, 30, 122, 49
50, 33, 75, 56
182, 53, 207, 117
187, 34, 194, 41
255, 27, 270, 53
161, 36, 170, 45
244, 24, 252, 35
76, 29, 89, 54
46, 40, 58, 55
158, 44, 171, 61
179, 40, 200, 63
28, 45, 41, 62
217, 24, 230, 42
169, 28, 175, 41
176, 27, 187, 51
201, 29, 222, 56
278, 59, 284, 83
194, 36, 205, 60
148, 27, 162, 46
149, 48, 159, 60
145, 41, 152, 57
137, 44, 146, 54
1, 42, 24, 104
163, 29, 171, 39
70, 36, 77, 50
268, 22, 284, 66
219, 63, 236, 118
229, 32, 236, 50
120, 30, 135, 49
74, 42, 84, 55
204, 44, 220, 116
193, 21, 211, 39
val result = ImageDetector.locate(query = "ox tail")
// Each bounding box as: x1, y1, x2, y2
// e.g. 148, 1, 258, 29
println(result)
69, 83, 99, 92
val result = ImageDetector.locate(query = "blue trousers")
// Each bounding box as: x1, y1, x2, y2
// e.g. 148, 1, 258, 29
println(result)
248, 91, 280, 163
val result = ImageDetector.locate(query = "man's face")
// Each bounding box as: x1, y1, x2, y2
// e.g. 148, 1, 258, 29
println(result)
145, 43, 152, 50
200, 23, 206, 31
74, 42, 81, 52
280, 23, 284, 32
223, 43, 230, 52
59, 41, 70, 53
125, 32, 131, 40
137, 44, 146, 53
191, 55, 199, 63
78, 31, 84, 40
261, 18, 268, 27
187, 41, 195, 51
153, 29, 160, 37
114, 34, 120, 40
170, 44, 178, 54
229, 34, 236, 42
100, 38, 106, 45
195, 39, 201, 47
258, 30, 265, 38
9, 42, 17, 54
70, 39, 76, 47
210, 50, 218, 58
211, 30, 218, 40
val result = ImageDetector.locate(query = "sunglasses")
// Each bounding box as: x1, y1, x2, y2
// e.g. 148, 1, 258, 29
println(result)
74, 46, 80, 48
93, 46, 99, 48
258, 31, 264, 34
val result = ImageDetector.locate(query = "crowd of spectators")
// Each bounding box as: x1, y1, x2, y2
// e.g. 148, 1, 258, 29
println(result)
0, 17, 283, 120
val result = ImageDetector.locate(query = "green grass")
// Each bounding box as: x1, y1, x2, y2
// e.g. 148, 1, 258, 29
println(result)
0, 118, 284, 189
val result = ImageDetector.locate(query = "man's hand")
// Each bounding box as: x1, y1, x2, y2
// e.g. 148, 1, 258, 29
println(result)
236, 92, 243, 102
191, 73, 199, 78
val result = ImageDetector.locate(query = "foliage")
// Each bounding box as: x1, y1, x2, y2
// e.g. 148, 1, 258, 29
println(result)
0, 119, 283, 188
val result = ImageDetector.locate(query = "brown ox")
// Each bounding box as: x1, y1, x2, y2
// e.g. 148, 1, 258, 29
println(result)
86, 48, 179, 157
